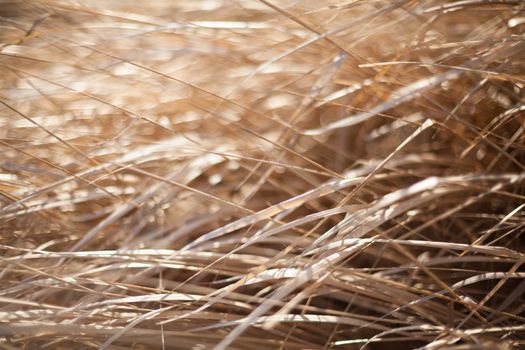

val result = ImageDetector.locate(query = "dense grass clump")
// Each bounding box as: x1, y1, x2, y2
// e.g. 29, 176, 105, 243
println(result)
1, 1, 524, 349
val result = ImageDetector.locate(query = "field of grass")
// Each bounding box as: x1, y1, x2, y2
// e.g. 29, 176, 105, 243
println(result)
1, 1, 524, 349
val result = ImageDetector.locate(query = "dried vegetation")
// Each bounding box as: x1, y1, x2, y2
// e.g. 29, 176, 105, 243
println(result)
0, 0, 525, 349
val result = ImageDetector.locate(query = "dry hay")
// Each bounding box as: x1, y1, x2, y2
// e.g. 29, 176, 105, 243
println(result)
0, 1, 524, 349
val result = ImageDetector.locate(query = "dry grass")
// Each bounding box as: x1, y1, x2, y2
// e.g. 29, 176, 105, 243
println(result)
1, 0, 524, 349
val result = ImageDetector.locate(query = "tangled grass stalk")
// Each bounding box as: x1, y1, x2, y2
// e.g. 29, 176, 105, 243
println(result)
1, 1, 524, 349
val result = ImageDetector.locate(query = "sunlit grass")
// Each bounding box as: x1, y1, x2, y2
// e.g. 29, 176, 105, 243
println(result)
1, 1, 524, 349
